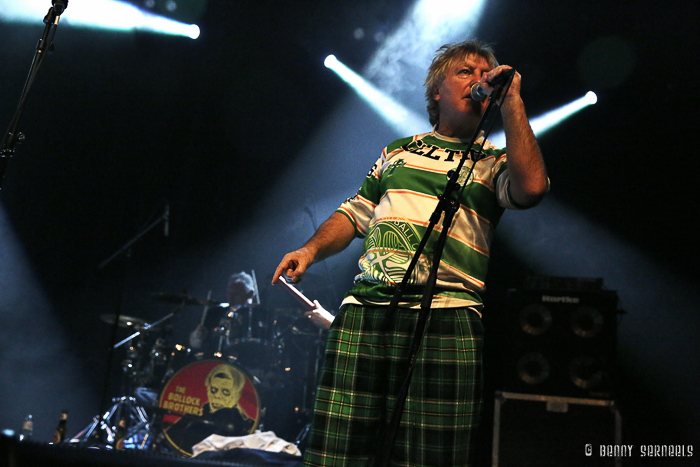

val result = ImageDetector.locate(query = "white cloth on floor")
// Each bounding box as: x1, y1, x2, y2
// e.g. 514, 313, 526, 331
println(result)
192, 430, 301, 457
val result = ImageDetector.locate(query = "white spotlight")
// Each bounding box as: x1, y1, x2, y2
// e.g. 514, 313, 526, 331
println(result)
186, 23, 200, 39
324, 55, 338, 69
491, 92, 598, 147
528, 92, 598, 136
324, 55, 428, 136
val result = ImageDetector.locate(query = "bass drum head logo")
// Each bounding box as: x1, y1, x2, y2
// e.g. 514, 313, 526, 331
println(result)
158, 360, 260, 456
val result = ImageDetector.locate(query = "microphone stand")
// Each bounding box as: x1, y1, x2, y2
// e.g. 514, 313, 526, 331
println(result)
373, 70, 515, 467
0, 0, 69, 189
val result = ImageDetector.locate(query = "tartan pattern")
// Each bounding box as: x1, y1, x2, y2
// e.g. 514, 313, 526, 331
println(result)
303, 304, 484, 467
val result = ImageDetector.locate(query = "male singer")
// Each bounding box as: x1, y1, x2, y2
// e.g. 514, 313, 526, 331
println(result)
273, 39, 548, 466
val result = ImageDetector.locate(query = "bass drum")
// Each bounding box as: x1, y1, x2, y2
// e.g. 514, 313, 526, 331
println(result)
158, 359, 261, 456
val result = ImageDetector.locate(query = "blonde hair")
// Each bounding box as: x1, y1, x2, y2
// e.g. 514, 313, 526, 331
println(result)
424, 40, 499, 126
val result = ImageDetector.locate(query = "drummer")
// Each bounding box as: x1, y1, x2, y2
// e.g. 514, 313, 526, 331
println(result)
189, 272, 256, 353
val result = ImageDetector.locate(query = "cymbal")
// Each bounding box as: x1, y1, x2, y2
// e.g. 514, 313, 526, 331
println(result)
151, 292, 222, 307
100, 313, 147, 328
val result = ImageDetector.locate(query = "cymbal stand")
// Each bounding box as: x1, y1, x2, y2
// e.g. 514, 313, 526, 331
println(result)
114, 305, 182, 387
113, 305, 182, 350
97, 200, 170, 414
71, 304, 184, 449
68, 396, 152, 449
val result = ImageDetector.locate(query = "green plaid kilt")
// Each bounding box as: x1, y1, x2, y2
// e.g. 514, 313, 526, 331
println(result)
303, 304, 484, 467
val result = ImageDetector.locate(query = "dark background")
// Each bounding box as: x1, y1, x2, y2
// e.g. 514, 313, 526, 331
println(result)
1, 0, 698, 464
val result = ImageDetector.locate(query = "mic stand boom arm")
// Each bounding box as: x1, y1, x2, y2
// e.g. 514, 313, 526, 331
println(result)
374, 69, 515, 467
97, 203, 169, 270
0, 1, 68, 188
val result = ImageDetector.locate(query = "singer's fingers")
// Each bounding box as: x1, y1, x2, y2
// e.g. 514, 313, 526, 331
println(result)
272, 256, 297, 284
288, 261, 307, 282
483, 65, 512, 84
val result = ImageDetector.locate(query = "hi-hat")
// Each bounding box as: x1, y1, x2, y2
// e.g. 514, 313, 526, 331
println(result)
100, 313, 147, 328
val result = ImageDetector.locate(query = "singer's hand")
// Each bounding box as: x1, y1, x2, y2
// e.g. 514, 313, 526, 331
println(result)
272, 247, 315, 284
482, 65, 521, 104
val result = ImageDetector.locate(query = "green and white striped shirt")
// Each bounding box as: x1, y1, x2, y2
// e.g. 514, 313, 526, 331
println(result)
337, 130, 521, 309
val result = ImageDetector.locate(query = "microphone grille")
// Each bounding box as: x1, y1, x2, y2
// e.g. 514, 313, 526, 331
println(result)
470, 83, 488, 102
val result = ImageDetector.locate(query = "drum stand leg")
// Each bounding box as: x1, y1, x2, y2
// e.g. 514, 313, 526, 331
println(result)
68, 396, 152, 449
294, 422, 311, 446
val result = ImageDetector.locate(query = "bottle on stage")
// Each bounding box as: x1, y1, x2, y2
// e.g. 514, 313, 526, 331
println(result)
19, 414, 33, 441
51, 410, 68, 444
114, 416, 126, 450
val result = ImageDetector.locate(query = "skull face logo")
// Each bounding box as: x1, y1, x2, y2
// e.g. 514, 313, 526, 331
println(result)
205, 365, 245, 412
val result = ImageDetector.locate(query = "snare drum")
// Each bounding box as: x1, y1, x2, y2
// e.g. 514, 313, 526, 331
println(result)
158, 359, 261, 456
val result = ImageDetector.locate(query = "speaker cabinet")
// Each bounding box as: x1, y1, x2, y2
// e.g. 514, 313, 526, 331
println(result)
501, 289, 619, 399
492, 391, 622, 467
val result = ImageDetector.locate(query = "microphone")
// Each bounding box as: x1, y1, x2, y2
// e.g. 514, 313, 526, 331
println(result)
470, 68, 517, 102
164, 202, 170, 237
470, 83, 490, 102
52, 0, 68, 15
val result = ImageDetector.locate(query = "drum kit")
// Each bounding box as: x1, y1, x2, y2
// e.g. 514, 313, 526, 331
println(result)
69, 286, 326, 456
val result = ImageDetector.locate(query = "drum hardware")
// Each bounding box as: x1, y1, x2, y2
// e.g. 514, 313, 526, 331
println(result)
110, 306, 186, 390
68, 396, 152, 450
122, 337, 186, 390
290, 325, 325, 338
100, 313, 148, 330
80, 275, 328, 456
197, 290, 214, 328
121, 335, 149, 387
159, 343, 192, 385
294, 422, 311, 447
79, 304, 190, 450
213, 316, 233, 354
111, 306, 181, 351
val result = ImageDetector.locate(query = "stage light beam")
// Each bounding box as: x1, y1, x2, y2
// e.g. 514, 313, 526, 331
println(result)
0, 0, 200, 39
324, 54, 429, 136
365, 0, 487, 94
491, 91, 598, 147
529, 91, 597, 136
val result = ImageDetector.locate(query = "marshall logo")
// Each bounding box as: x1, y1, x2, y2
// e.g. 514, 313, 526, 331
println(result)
541, 295, 581, 304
